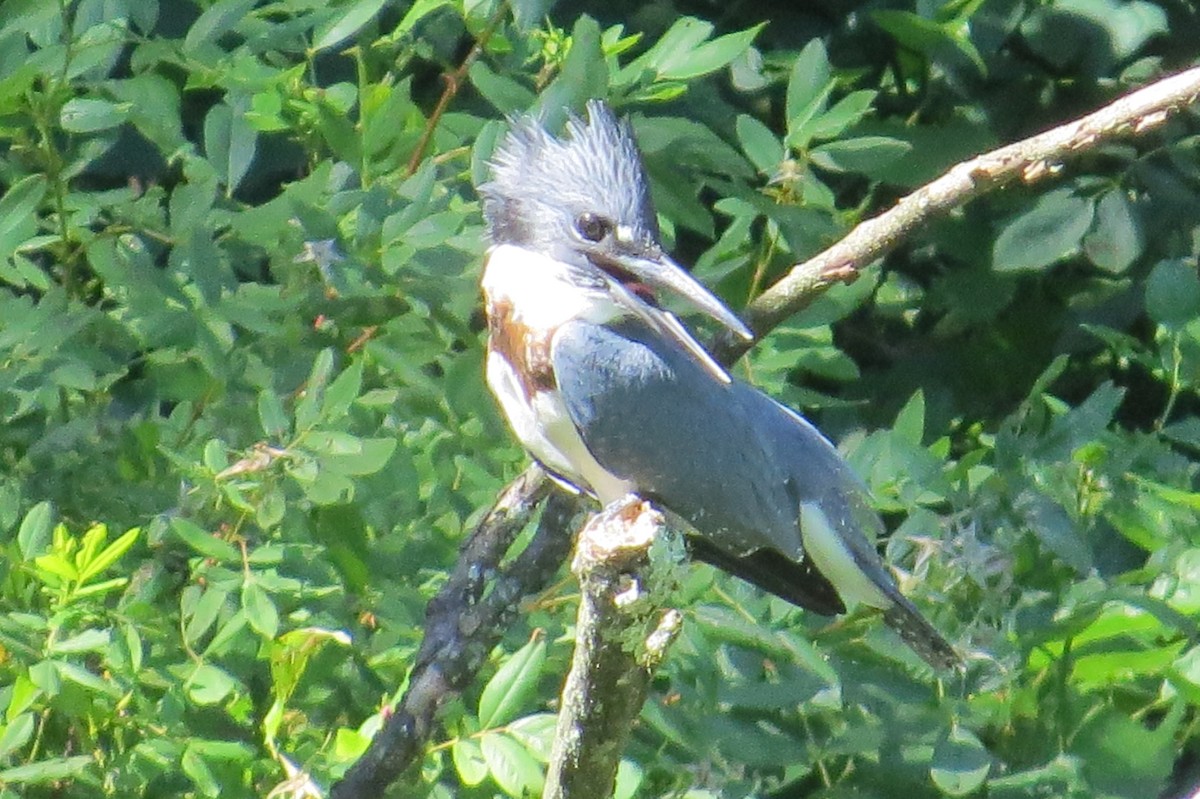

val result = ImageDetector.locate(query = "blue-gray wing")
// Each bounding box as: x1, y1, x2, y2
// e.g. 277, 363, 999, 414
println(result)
550, 316, 895, 615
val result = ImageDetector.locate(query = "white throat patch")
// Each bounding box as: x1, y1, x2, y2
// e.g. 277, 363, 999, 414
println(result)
481, 244, 622, 330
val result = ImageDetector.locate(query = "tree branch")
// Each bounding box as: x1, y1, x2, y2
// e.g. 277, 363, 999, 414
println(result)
713, 64, 1200, 362
330, 469, 582, 798
543, 499, 684, 799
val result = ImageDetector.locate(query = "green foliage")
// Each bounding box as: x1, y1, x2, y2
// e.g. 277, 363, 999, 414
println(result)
0, 0, 1197, 797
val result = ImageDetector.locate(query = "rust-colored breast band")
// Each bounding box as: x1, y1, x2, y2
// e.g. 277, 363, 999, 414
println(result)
486, 296, 558, 398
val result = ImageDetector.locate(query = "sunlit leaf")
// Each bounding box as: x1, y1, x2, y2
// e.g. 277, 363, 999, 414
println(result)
314, 0, 387, 52
481, 731, 545, 798
479, 635, 547, 728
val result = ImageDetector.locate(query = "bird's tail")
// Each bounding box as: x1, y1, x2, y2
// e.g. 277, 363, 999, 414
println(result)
882, 598, 961, 671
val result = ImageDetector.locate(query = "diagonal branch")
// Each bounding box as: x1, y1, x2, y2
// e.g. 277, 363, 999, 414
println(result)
330, 469, 581, 798
713, 64, 1200, 362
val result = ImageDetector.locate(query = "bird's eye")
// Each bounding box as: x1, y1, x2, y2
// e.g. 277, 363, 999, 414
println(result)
575, 212, 612, 242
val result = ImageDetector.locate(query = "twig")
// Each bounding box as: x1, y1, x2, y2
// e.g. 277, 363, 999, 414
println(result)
713, 64, 1200, 362
405, 4, 508, 175
543, 499, 684, 799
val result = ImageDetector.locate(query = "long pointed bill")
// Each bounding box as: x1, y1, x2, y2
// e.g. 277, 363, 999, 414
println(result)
614, 251, 754, 341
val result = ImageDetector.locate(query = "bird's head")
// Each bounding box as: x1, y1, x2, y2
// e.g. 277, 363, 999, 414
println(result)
479, 100, 752, 341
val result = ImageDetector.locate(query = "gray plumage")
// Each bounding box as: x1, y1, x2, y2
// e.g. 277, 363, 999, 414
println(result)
553, 315, 958, 669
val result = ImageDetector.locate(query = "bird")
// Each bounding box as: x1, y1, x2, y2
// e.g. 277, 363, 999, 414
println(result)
476, 99, 958, 670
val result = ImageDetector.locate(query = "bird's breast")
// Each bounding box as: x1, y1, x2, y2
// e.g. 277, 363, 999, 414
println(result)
481, 245, 634, 502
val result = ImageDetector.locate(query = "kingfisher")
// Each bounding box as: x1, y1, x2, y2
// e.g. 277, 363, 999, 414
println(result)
477, 100, 958, 670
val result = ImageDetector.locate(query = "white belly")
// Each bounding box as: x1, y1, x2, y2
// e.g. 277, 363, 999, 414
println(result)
482, 244, 635, 503
486, 350, 635, 504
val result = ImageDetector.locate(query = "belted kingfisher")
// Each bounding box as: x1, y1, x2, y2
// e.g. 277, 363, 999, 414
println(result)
478, 100, 958, 670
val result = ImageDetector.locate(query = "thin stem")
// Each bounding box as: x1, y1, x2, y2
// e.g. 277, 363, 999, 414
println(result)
405, 3, 508, 175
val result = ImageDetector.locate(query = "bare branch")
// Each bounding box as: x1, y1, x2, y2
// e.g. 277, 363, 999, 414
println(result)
714, 64, 1200, 362
543, 499, 684, 799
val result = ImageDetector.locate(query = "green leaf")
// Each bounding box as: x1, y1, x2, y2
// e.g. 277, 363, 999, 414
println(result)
335, 727, 371, 761
0, 175, 47, 267
511, 0, 554, 31
121, 622, 143, 674
314, 0, 387, 51
171, 518, 240, 562
296, 348, 335, 431
1073, 707, 1178, 798
33, 552, 78, 584
469, 61, 538, 114
614, 759, 644, 799
1083, 190, 1142, 273
394, 0, 453, 37
49, 628, 110, 655
320, 437, 397, 475
1015, 491, 1093, 573
270, 627, 351, 701
59, 97, 128, 132
506, 713, 557, 763
77, 526, 139, 584
241, 579, 279, 639
17, 500, 53, 559
993, 188, 1095, 272
806, 90, 878, 141
478, 636, 547, 728
187, 663, 237, 705
181, 743, 219, 795
185, 586, 228, 646
0, 756, 93, 785
810, 136, 912, 174
536, 16, 606, 121
306, 431, 364, 455
5, 674, 40, 722
785, 40, 833, 137
257, 488, 286, 530
872, 10, 985, 73
480, 731, 545, 798
0, 713, 35, 760
626, 17, 712, 79
893, 389, 926, 445
452, 737, 489, 786
660, 22, 763, 81
735, 114, 782, 175
931, 727, 991, 795
203, 100, 257, 195
257, 389, 289, 439
184, 0, 258, 51
1145, 259, 1200, 329
54, 660, 121, 697
323, 359, 364, 420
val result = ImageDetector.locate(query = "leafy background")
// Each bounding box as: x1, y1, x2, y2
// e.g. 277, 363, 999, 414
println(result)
0, 0, 1198, 797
